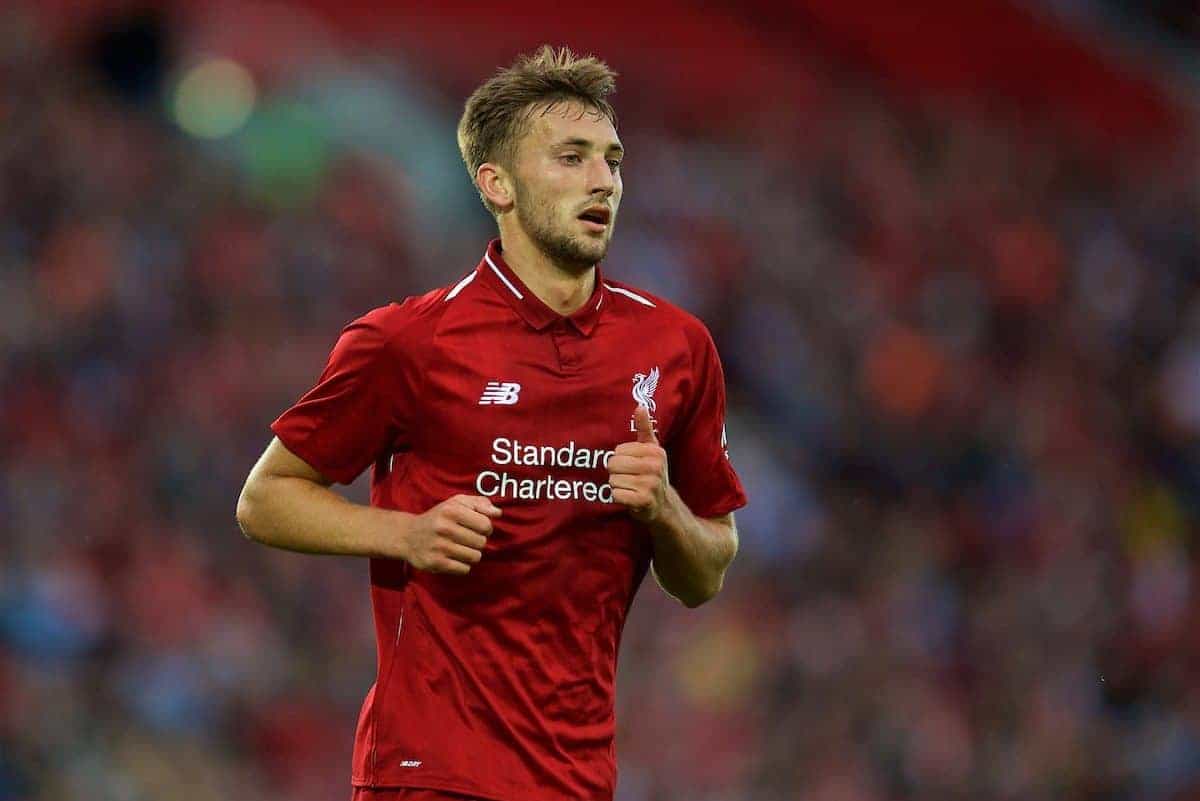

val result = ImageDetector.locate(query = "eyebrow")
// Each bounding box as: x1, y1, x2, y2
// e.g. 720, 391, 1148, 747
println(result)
556, 137, 624, 155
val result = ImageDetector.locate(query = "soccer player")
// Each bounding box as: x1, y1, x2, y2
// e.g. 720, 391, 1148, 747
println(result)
236, 45, 746, 801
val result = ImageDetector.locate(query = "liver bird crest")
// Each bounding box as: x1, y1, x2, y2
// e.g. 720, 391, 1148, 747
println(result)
631, 367, 660, 413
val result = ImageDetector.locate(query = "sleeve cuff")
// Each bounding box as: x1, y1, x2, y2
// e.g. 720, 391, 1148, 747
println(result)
269, 421, 363, 486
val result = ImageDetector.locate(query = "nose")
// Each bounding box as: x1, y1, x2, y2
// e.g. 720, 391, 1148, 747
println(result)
588, 156, 615, 198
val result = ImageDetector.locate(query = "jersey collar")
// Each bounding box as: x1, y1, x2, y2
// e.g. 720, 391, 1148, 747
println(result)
477, 238, 606, 336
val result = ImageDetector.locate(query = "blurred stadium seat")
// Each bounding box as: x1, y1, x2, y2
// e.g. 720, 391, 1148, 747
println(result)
1, 2, 1197, 800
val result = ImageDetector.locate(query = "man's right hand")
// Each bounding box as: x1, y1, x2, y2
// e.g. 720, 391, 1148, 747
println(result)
402, 495, 502, 575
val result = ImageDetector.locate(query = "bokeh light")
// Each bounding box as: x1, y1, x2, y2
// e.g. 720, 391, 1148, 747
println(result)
172, 58, 256, 139
4, 2, 1198, 799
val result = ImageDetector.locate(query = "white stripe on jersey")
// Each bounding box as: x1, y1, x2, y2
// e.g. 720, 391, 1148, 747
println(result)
484, 253, 524, 299
603, 283, 656, 307
445, 271, 477, 301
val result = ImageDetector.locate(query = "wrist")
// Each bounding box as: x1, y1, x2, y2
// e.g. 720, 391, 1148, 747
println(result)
361, 506, 414, 561
646, 486, 687, 538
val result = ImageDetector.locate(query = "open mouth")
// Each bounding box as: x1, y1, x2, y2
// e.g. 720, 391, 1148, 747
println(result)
578, 206, 611, 229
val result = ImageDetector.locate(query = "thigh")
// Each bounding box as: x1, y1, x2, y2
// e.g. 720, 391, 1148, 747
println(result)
352, 788, 485, 801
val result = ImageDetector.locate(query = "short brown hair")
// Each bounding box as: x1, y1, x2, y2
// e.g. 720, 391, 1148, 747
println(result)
457, 45, 618, 214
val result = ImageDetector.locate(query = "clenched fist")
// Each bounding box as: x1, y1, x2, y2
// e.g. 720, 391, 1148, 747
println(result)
403, 494, 501, 575
608, 405, 669, 522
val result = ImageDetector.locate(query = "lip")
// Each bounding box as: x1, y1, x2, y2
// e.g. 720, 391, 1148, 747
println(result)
578, 205, 612, 228
579, 218, 609, 233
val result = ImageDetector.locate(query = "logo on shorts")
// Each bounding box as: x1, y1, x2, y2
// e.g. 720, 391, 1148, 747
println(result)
479, 381, 521, 405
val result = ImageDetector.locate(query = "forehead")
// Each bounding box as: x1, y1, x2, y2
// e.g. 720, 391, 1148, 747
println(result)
520, 100, 620, 150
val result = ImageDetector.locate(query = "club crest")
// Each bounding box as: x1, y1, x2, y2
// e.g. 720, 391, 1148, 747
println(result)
631, 367, 660, 413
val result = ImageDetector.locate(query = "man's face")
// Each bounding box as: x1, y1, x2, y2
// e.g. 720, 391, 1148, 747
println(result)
508, 101, 623, 272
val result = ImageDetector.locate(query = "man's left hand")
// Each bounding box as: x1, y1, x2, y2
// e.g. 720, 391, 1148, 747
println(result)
608, 405, 670, 523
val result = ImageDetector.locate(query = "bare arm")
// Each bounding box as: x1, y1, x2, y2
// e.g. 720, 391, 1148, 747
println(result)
608, 406, 739, 607
647, 508, 737, 608
236, 437, 500, 573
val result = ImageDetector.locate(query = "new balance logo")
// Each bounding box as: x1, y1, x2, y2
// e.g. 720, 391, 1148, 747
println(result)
479, 381, 521, 405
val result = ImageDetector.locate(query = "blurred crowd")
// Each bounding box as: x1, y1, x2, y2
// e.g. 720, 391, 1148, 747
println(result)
1, 7, 1199, 801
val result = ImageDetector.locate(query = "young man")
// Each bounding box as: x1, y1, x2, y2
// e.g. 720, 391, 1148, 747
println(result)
237, 46, 746, 801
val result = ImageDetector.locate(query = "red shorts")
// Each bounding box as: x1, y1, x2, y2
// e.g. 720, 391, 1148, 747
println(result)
352, 789, 486, 801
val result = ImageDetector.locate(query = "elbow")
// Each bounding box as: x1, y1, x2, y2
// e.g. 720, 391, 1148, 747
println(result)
680, 592, 714, 609
680, 576, 724, 609
236, 481, 265, 544
682, 542, 737, 608
682, 547, 736, 609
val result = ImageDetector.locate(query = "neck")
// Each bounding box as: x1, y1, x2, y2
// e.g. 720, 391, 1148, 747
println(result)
497, 224, 596, 317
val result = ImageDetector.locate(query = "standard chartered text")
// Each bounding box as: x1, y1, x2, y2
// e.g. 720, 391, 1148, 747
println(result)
475, 437, 616, 502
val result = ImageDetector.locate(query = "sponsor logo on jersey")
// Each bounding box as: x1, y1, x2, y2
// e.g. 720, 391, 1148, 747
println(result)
479, 381, 521, 405
475, 437, 617, 503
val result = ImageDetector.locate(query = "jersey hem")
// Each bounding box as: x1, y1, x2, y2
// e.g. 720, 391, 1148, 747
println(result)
689, 496, 747, 520
350, 776, 520, 801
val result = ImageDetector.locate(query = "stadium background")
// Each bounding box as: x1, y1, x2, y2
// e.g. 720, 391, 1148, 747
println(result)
1, 2, 1198, 799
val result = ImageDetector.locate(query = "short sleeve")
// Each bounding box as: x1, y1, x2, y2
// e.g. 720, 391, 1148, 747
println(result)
667, 326, 747, 519
270, 307, 412, 485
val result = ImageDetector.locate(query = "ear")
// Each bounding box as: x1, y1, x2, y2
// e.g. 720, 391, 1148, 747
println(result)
476, 163, 515, 212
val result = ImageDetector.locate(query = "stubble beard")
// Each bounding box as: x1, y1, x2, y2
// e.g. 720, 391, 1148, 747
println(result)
515, 186, 612, 274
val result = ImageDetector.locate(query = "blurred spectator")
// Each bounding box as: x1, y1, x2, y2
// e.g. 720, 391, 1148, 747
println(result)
1, 4, 1198, 801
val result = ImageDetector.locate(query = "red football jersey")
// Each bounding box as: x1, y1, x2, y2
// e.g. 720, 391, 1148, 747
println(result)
271, 239, 747, 800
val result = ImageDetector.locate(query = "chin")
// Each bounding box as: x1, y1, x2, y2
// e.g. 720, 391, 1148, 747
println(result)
577, 246, 608, 268
579, 225, 616, 253
575, 238, 608, 262
544, 233, 607, 269
528, 216, 613, 268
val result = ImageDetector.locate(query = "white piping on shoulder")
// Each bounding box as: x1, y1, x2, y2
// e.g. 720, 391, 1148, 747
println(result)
484, 253, 524, 299
603, 282, 656, 307
444, 270, 477, 301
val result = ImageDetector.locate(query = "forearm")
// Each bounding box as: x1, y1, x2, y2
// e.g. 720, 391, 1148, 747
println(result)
646, 488, 737, 608
237, 474, 408, 558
